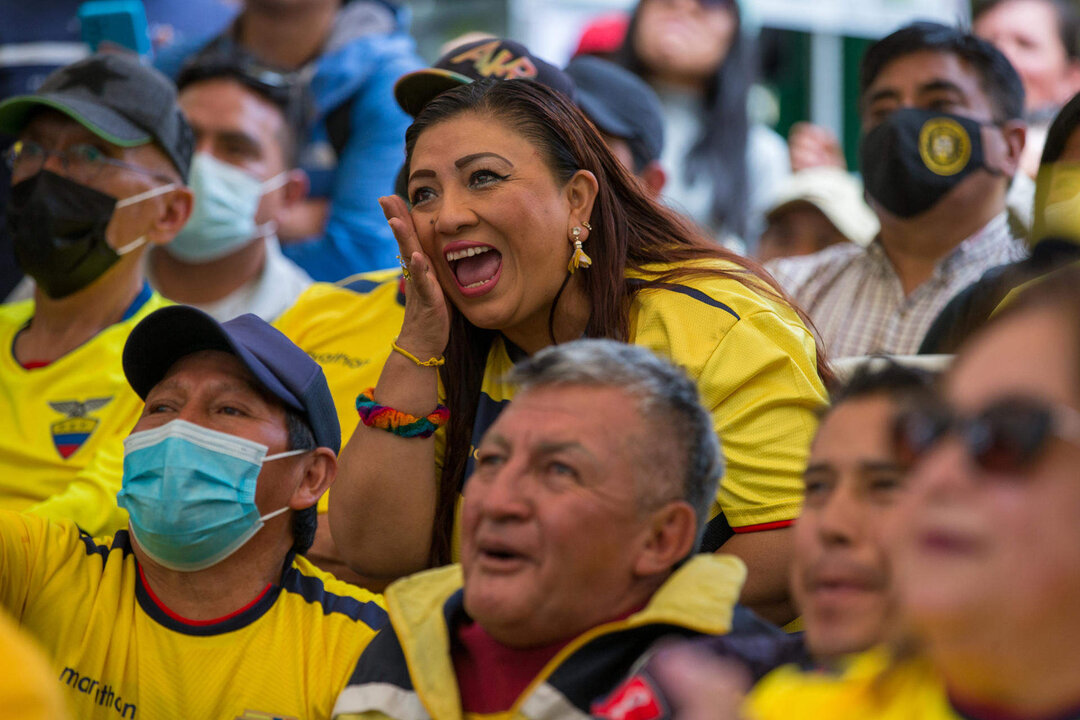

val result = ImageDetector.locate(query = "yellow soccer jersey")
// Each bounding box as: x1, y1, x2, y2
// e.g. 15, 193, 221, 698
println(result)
0, 510, 387, 720
437, 262, 827, 544
0, 284, 169, 536
275, 269, 405, 513
746, 649, 960, 720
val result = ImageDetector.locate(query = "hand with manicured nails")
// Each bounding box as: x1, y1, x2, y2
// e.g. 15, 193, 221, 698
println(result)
379, 195, 452, 362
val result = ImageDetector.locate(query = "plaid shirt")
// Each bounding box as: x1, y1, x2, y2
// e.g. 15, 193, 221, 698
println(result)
767, 213, 1027, 359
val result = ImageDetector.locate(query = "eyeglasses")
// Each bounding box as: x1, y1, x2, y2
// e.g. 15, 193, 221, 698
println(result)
892, 397, 1080, 474
3, 140, 175, 185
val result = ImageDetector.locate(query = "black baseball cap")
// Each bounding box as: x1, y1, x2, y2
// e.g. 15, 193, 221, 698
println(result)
123, 306, 341, 454
395, 37, 576, 116
0, 53, 193, 181
565, 55, 664, 170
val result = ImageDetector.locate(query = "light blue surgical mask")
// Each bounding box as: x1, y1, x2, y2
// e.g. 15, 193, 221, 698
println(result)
117, 419, 306, 572
167, 152, 286, 263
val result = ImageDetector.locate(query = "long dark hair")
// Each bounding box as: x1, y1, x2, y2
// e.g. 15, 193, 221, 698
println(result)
404, 79, 827, 565
614, 0, 752, 240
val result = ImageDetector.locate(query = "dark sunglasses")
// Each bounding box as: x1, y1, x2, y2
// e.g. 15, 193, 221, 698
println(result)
892, 397, 1080, 474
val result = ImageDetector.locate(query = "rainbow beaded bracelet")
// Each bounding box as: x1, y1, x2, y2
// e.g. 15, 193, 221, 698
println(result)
355, 388, 449, 439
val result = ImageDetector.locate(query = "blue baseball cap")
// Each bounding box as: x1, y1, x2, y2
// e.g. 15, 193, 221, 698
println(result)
565, 55, 664, 170
122, 306, 340, 454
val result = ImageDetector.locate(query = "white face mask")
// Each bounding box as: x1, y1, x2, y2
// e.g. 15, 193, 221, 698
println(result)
166, 152, 287, 264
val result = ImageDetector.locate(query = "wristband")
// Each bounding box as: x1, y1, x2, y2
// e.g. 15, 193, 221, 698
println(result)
355, 388, 449, 439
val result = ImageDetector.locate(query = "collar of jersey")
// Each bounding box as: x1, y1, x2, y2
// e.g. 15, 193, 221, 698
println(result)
134, 552, 292, 636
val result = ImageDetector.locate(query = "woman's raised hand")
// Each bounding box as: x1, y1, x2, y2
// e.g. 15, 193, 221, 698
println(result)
379, 195, 452, 359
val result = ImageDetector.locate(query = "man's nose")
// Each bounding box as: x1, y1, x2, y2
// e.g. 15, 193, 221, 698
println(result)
476, 462, 533, 521
817, 482, 863, 546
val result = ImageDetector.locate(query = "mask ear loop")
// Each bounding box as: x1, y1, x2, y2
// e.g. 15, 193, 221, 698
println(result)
258, 505, 291, 523
250, 172, 290, 241
113, 182, 182, 255
264, 448, 308, 462
258, 447, 312, 522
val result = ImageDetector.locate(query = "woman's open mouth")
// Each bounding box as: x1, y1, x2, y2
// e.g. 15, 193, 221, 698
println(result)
445, 244, 503, 297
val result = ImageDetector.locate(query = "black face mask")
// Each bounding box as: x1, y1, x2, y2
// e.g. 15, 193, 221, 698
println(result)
860, 108, 994, 218
7, 171, 125, 299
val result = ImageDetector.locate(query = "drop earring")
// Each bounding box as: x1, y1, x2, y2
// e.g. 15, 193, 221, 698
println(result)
568, 225, 592, 273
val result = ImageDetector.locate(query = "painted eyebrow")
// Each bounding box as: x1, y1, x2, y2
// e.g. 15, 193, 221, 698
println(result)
455, 152, 513, 169
407, 168, 436, 183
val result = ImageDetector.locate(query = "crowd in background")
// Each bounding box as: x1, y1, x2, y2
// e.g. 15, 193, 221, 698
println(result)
1, 1, 1079, 718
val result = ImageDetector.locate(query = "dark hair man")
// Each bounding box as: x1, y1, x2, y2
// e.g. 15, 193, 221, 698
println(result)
0, 305, 386, 719
156, 0, 423, 282
769, 22, 1029, 358
147, 49, 314, 322
0, 53, 192, 535
332, 339, 746, 719
921, 89, 1080, 354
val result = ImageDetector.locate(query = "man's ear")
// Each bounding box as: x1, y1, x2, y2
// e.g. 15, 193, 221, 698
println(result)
639, 162, 666, 197
147, 186, 194, 247
281, 168, 309, 208
1064, 60, 1080, 100
288, 447, 337, 511
633, 501, 699, 577
993, 120, 1027, 178
565, 169, 599, 233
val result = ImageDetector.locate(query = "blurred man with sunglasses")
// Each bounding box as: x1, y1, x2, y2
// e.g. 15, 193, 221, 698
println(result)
0, 53, 193, 536
740, 264, 1080, 719
146, 47, 313, 323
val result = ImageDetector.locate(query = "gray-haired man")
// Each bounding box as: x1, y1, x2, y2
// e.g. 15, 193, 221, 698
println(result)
333, 339, 749, 720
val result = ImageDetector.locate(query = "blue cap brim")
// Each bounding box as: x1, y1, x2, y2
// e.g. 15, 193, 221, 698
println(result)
123, 305, 305, 410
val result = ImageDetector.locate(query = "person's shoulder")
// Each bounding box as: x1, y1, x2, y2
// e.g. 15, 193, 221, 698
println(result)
747, 649, 948, 720
316, 1, 420, 68
630, 259, 778, 316
767, 242, 865, 287
277, 271, 403, 326
336, 268, 404, 295
0, 298, 35, 328
769, 242, 865, 275
281, 555, 389, 631
0, 509, 130, 566
0, 607, 72, 719
629, 260, 814, 340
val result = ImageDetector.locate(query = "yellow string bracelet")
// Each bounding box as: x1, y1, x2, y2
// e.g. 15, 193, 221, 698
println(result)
391, 338, 445, 367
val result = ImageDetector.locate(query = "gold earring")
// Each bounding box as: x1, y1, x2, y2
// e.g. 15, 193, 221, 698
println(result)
568, 226, 592, 273
582, 221, 592, 231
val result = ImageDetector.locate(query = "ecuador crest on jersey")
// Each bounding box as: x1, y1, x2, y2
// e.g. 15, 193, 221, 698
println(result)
49, 397, 113, 459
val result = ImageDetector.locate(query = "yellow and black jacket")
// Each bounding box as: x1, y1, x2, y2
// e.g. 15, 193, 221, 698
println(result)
332, 554, 747, 720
